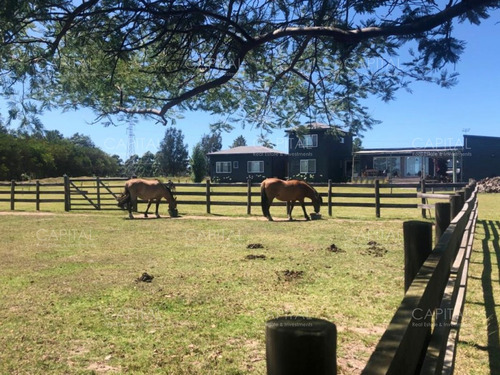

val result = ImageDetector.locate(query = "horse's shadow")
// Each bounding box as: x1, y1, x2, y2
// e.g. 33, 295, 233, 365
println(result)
122, 215, 181, 220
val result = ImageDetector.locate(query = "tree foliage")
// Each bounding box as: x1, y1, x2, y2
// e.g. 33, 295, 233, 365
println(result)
1, 0, 498, 134
190, 143, 207, 182
156, 127, 189, 176
231, 135, 247, 148
0, 130, 121, 180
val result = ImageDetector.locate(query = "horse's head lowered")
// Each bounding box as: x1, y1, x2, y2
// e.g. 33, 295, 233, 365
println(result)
313, 190, 323, 213
116, 193, 129, 210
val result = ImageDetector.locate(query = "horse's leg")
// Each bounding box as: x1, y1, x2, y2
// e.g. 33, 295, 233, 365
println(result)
155, 199, 161, 218
267, 197, 274, 221
129, 197, 136, 219
300, 199, 310, 220
287, 201, 295, 221
144, 200, 152, 218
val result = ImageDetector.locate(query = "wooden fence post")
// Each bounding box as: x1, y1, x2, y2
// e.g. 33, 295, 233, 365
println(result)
206, 179, 211, 214
374, 179, 381, 218
450, 193, 462, 220
434, 202, 451, 246
64, 174, 71, 212
266, 317, 337, 375
10, 180, 15, 210
328, 179, 332, 217
247, 178, 252, 215
403, 221, 433, 292
36, 180, 41, 211
96, 176, 101, 210
421, 178, 427, 218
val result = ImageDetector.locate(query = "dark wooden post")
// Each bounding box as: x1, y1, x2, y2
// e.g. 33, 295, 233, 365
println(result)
374, 179, 381, 218
36, 180, 41, 211
96, 176, 101, 210
10, 180, 15, 210
450, 193, 463, 220
247, 178, 252, 215
403, 221, 433, 292
464, 186, 472, 201
327, 179, 332, 217
206, 179, 211, 214
266, 316, 337, 375
434, 202, 451, 246
420, 178, 427, 218
64, 174, 71, 212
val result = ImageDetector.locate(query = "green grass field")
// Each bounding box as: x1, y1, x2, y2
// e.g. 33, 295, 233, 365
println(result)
0, 183, 498, 374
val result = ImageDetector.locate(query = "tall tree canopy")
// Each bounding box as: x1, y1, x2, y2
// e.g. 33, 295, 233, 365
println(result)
156, 127, 189, 176
1, 0, 498, 134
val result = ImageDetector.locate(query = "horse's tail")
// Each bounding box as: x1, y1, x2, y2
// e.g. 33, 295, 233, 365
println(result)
261, 182, 270, 218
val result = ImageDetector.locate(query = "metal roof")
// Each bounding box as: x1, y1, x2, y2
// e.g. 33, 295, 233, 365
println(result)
207, 145, 288, 156
354, 147, 462, 156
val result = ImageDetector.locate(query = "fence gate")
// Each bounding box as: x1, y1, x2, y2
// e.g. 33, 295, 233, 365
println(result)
65, 176, 126, 211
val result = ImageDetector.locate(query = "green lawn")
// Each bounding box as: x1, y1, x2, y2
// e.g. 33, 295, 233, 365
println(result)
0, 188, 498, 374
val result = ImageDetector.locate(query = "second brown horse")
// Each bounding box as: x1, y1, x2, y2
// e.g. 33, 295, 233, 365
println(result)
261, 178, 322, 221
117, 178, 177, 219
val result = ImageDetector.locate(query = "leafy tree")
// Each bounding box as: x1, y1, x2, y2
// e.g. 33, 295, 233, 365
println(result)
156, 127, 189, 176
69, 133, 95, 148
2, 1, 497, 134
123, 155, 139, 177
257, 133, 276, 149
231, 136, 247, 148
200, 132, 223, 155
190, 143, 207, 183
135, 151, 156, 177
353, 138, 363, 153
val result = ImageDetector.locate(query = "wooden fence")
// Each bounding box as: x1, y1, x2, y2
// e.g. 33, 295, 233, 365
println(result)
265, 181, 479, 374
0, 176, 467, 218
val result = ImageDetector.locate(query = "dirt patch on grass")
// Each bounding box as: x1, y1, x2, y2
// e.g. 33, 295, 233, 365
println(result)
247, 243, 264, 249
245, 254, 267, 260
362, 241, 387, 257
277, 270, 304, 282
0, 211, 55, 216
327, 243, 345, 253
86, 362, 121, 373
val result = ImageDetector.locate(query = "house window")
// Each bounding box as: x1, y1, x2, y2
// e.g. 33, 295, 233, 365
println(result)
300, 159, 316, 174
216, 161, 232, 173
298, 134, 318, 148
247, 161, 264, 173
233, 161, 239, 169
373, 157, 401, 176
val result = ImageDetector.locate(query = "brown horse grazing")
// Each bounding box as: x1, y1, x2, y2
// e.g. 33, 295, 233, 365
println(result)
261, 178, 322, 221
117, 178, 177, 219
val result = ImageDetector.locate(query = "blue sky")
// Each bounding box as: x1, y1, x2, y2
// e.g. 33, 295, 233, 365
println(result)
8, 12, 500, 161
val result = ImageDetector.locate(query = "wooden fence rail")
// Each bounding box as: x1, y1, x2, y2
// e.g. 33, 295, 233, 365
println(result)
0, 176, 467, 218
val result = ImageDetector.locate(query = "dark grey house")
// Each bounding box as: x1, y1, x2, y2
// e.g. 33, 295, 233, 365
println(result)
462, 135, 500, 181
286, 123, 353, 182
207, 146, 288, 182
352, 134, 500, 182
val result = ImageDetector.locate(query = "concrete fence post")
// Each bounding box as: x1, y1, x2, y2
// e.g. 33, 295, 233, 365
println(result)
266, 316, 337, 375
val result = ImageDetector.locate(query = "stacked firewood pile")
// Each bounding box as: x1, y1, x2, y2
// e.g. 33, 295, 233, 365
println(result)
477, 177, 500, 193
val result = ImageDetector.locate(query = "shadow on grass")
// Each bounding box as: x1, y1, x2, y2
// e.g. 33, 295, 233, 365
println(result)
480, 220, 500, 374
